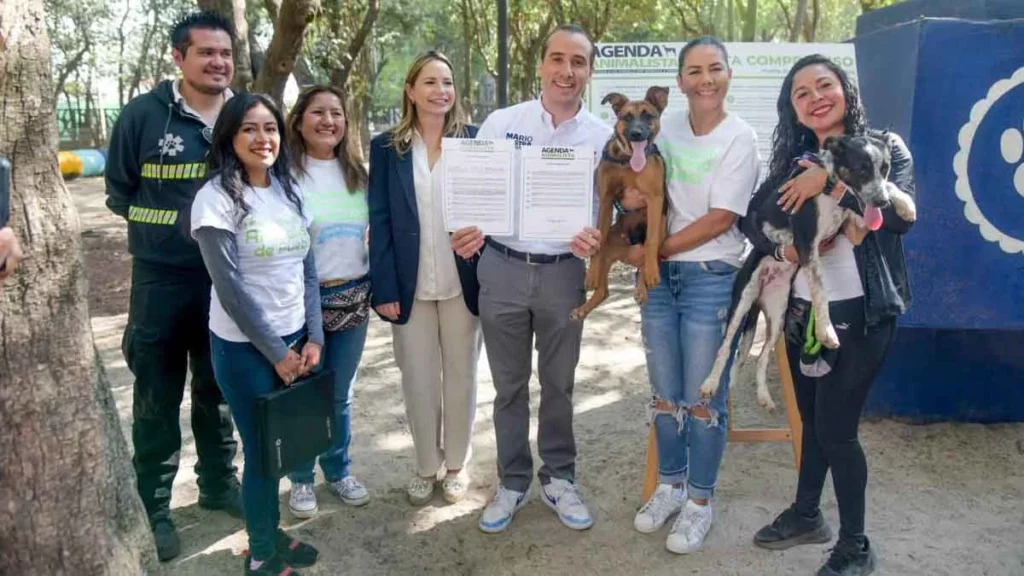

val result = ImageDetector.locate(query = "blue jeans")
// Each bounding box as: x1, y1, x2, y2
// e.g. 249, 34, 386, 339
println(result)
210, 329, 303, 561
640, 260, 738, 500
288, 320, 368, 484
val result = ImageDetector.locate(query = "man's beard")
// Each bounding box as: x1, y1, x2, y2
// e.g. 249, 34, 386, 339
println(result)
186, 76, 230, 96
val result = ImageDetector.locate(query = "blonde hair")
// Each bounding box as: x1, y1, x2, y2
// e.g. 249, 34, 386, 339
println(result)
390, 51, 468, 155
286, 85, 368, 192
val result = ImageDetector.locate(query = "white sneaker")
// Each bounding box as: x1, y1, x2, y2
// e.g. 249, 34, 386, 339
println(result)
288, 483, 318, 519
541, 478, 594, 530
634, 484, 687, 533
666, 500, 714, 554
328, 476, 370, 506
407, 476, 435, 506
441, 469, 470, 504
478, 485, 530, 533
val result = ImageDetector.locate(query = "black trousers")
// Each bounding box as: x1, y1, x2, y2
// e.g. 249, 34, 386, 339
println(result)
123, 259, 239, 524
784, 297, 895, 543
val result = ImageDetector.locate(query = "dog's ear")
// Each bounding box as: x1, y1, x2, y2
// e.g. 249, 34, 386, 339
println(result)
821, 135, 841, 153
644, 86, 670, 113
601, 92, 629, 115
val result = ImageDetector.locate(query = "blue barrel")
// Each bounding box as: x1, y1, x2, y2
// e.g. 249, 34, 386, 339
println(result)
853, 17, 1024, 422
72, 149, 106, 177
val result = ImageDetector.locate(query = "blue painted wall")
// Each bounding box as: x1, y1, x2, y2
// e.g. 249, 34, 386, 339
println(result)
854, 18, 1024, 421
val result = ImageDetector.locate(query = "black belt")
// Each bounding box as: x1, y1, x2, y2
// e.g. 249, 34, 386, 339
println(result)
485, 238, 576, 264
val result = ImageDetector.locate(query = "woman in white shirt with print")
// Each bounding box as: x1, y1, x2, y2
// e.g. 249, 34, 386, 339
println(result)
626, 36, 761, 554
282, 85, 372, 519
191, 93, 321, 576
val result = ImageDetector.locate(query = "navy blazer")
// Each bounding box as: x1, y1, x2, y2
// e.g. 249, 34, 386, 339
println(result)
367, 126, 481, 325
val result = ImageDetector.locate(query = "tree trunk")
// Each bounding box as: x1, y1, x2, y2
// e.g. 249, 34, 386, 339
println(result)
791, 0, 808, 41
198, 0, 254, 91
0, 0, 155, 573
460, 0, 474, 114
740, 0, 757, 41
261, 0, 317, 87
253, 0, 321, 106
328, 0, 379, 89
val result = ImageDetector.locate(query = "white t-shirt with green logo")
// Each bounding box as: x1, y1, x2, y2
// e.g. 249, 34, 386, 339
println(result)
191, 176, 312, 342
295, 156, 369, 282
656, 111, 761, 266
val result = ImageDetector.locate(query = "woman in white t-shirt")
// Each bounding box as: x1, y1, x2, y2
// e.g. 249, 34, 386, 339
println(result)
281, 85, 372, 520
191, 93, 321, 576
625, 36, 760, 554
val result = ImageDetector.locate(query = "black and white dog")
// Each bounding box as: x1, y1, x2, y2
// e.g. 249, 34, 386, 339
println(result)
698, 133, 917, 411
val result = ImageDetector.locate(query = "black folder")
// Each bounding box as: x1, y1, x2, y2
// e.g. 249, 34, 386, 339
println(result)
254, 368, 336, 478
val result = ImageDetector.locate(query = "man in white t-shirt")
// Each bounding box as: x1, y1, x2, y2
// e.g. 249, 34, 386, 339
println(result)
451, 24, 612, 534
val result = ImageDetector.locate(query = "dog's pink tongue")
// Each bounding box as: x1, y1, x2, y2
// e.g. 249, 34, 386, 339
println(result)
630, 141, 647, 172
864, 204, 884, 231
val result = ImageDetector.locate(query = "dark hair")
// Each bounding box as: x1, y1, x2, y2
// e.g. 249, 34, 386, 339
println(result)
207, 93, 302, 223
287, 85, 369, 192
677, 35, 729, 75
541, 24, 598, 68
170, 11, 235, 56
762, 53, 868, 193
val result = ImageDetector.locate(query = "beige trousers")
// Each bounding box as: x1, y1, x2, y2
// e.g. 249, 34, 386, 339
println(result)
392, 296, 482, 477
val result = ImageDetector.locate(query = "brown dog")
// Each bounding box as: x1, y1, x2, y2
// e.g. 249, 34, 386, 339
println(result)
571, 86, 670, 321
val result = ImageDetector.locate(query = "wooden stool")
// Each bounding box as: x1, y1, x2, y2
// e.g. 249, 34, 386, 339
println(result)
641, 340, 803, 502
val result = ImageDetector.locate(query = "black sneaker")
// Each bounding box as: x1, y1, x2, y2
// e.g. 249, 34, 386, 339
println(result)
244, 554, 300, 576
152, 519, 181, 562
198, 485, 245, 520
817, 536, 877, 575
753, 505, 833, 550
275, 529, 319, 568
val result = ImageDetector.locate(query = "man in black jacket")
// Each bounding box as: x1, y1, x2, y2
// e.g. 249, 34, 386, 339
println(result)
105, 11, 241, 562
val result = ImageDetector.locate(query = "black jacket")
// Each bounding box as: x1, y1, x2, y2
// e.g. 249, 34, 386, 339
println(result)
105, 80, 219, 270
740, 131, 915, 328
367, 126, 481, 325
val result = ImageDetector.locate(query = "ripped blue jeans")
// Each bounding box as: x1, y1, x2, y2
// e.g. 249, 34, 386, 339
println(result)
640, 259, 737, 500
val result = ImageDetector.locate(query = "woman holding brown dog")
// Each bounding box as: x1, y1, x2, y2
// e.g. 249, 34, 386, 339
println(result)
743, 55, 915, 576
623, 36, 760, 554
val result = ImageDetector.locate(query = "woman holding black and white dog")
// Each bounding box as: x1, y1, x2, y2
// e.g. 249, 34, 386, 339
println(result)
743, 54, 915, 576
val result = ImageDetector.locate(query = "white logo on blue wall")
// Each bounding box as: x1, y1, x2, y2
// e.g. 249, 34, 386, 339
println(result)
954, 66, 1024, 254
158, 133, 185, 157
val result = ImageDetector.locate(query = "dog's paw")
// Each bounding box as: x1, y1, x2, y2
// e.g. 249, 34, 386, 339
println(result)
643, 267, 661, 289
818, 323, 841, 349
757, 392, 777, 413
569, 307, 587, 322
895, 199, 917, 223
699, 380, 718, 400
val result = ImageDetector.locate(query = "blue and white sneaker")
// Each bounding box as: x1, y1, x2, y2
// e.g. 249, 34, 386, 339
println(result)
478, 485, 530, 533
541, 478, 594, 530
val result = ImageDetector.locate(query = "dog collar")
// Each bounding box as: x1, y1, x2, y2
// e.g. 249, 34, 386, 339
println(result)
602, 142, 661, 165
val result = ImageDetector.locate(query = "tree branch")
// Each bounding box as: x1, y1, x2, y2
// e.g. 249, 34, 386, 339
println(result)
331, 0, 379, 88
253, 0, 321, 105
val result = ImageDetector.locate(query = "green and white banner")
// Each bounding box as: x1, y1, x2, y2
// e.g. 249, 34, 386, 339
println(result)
588, 42, 858, 166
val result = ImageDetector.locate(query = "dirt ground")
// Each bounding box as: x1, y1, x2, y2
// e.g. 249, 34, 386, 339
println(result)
69, 177, 1024, 576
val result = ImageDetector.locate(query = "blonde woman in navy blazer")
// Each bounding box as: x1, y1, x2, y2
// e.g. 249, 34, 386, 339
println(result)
367, 51, 481, 507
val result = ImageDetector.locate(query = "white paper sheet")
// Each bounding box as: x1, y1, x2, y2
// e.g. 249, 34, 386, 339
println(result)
518, 145, 595, 241
441, 138, 514, 236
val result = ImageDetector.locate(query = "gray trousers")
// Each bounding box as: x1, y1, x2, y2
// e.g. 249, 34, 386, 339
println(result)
477, 247, 585, 492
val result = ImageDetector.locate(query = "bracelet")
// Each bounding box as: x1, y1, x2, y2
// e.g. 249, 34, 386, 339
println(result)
822, 174, 837, 196
773, 245, 786, 262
